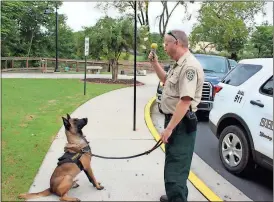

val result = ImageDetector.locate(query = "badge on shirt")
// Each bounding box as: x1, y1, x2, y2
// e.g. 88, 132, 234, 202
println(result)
186, 69, 195, 81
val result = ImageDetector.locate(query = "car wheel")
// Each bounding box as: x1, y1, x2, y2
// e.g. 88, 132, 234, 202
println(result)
219, 125, 253, 176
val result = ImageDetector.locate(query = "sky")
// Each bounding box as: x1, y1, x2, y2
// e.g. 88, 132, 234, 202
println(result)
58, 1, 273, 35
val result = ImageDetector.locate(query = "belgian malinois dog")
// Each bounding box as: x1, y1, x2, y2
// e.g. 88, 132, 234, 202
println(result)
18, 114, 104, 201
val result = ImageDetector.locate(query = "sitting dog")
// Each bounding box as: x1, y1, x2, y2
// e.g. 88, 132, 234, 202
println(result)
18, 114, 104, 201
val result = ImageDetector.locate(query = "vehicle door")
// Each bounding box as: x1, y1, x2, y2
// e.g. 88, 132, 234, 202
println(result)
242, 75, 273, 160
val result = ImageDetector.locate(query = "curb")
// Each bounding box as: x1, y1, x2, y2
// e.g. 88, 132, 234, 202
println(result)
144, 96, 223, 202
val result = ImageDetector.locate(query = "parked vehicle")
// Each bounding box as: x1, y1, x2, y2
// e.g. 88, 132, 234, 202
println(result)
209, 58, 273, 176
228, 59, 238, 69
156, 54, 233, 117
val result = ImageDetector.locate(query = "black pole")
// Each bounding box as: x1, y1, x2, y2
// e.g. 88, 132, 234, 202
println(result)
133, 1, 137, 131
55, 2, 59, 72
84, 56, 87, 95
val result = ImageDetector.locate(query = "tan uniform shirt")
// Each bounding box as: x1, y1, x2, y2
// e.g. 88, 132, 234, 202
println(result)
160, 50, 204, 114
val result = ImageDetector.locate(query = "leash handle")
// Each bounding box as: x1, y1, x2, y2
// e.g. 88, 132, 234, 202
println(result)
91, 140, 163, 160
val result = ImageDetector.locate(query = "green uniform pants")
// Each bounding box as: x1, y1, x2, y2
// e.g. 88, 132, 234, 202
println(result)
164, 115, 197, 202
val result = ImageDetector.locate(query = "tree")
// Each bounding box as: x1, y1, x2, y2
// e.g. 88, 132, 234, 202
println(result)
1, 1, 63, 58
189, 1, 266, 60
250, 23, 273, 58
156, 1, 193, 37
96, 1, 194, 37
1, 1, 25, 57
73, 31, 86, 59
96, 1, 150, 31
139, 31, 169, 61
52, 15, 76, 59
86, 16, 137, 81
96, 1, 151, 58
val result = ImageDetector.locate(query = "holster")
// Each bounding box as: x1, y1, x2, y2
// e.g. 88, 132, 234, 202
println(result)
183, 105, 198, 134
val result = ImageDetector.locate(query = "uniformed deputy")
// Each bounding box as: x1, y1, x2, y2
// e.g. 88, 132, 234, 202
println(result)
148, 30, 204, 202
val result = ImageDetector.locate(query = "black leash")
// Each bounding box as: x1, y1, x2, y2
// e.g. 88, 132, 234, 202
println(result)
91, 139, 163, 159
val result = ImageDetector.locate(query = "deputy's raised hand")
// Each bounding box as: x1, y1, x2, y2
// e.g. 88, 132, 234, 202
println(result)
148, 51, 158, 63
148, 43, 158, 64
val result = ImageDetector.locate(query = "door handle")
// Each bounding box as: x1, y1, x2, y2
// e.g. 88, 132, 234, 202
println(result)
250, 100, 264, 108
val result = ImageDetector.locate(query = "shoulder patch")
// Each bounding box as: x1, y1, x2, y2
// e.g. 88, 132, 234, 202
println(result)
186, 69, 195, 81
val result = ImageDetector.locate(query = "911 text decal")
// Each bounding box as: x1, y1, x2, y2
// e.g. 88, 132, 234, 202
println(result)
234, 90, 244, 103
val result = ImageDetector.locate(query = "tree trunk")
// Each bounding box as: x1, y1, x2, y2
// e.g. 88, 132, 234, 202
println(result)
145, 1, 149, 32
230, 52, 238, 61
110, 59, 114, 79
203, 43, 214, 53
139, 1, 145, 25
158, 1, 180, 37
108, 59, 111, 72
258, 47, 261, 58
112, 59, 118, 82
27, 29, 35, 57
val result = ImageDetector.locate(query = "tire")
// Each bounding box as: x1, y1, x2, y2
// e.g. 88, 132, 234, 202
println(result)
218, 125, 254, 176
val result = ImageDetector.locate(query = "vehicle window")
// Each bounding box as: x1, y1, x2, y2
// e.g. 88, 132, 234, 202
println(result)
260, 76, 273, 97
221, 63, 262, 86
195, 55, 228, 73
228, 59, 237, 68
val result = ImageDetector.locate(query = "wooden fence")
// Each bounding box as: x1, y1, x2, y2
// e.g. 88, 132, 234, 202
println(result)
1, 57, 172, 74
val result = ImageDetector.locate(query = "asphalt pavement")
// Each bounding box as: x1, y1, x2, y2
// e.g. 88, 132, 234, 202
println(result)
152, 104, 273, 202
195, 121, 273, 202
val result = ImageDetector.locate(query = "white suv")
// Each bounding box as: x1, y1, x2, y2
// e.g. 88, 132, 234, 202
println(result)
209, 58, 273, 176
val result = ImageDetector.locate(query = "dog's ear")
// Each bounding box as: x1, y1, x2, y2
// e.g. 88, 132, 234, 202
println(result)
66, 114, 71, 120
62, 117, 70, 130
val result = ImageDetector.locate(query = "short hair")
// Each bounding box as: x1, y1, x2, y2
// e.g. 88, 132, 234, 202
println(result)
167, 30, 188, 48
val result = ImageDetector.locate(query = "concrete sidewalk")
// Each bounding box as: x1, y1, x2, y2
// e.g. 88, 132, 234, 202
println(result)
26, 73, 207, 201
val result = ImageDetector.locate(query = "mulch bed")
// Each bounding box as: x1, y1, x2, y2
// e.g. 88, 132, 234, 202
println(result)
81, 78, 145, 86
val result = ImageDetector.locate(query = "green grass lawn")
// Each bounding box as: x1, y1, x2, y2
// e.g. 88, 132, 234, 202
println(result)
2, 78, 128, 201
127, 54, 147, 62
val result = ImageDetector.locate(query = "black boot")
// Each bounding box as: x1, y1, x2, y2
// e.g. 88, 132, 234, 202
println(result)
160, 195, 168, 202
